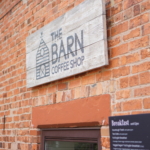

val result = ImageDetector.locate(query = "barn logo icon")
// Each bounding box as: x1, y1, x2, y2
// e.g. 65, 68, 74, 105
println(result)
36, 33, 50, 80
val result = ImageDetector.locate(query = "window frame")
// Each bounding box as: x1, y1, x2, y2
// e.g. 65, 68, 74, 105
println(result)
41, 128, 101, 150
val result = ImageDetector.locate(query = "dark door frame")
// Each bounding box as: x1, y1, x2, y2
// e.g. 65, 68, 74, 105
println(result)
41, 128, 101, 150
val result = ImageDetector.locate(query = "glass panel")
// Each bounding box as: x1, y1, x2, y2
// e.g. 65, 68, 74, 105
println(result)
45, 141, 98, 150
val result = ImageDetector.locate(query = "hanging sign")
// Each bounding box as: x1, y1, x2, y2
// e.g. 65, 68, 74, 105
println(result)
26, 0, 108, 88
109, 114, 150, 150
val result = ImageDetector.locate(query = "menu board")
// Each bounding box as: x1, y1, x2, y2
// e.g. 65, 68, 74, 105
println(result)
109, 114, 150, 150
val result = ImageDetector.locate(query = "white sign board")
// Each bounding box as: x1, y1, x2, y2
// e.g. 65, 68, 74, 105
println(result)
26, 0, 108, 88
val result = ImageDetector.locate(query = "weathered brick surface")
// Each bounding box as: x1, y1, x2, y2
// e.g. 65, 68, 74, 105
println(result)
1, 0, 150, 149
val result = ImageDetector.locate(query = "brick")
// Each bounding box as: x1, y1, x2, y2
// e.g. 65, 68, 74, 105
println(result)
101, 137, 110, 148
48, 85, 57, 93
56, 91, 63, 103
139, 71, 150, 84
111, 21, 128, 36
114, 102, 122, 112
129, 13, 149, 29
80, 85, 88, 98
142, 22, 150, 35
114, 0, 123, 4
111, 3, 122, 16
96, 83, 103, 95
123, 28, 140, 41
112, 68, 120, 78
141, 48, 150, 59
111, 43, 128, 58
121, 66, 130, 76
69, 78, 81, 89
114, 13, 123, 24
123, 7, 133, 20
30, 130, 40, 136
123, 99, 142, 111
120, 77, 129, 88
124, 0, 143, 10
31, 90, 39, 97
48, 93, 56, 104
101, 81, 109, 94
112, 66, 130, 78
109, 80, 116, 93
112, 104, 116, 112
96, 72, 102, 82
68, 0, 75, 5
143, 98, 150, 109
58, 1, 68, 9
129, 36, 149, 51
126, 52, 140, 64
81, 74, 96, 85
107, 58, 120, 68
134, 4, 140, 16
101, 127, 110, 136
141, 0, 150, 12
64, 90, 74, 102
32, 144, 39, 150
132, 61, 150, 73
39, 88, 47, 95
120, 56, 127, 66
134, 86, 150, 97
116, 89, 130, 99
75, 0, 84, 6
129, 75, 139, 87
107, 18, 114, 28
106, 0, 111, 9
74, 87, 81, 99
90, 84, 97, 96
58, 83, 68, 91
108, 36, 121, 47
101, 71, 112, 81
14, 116, 19, 121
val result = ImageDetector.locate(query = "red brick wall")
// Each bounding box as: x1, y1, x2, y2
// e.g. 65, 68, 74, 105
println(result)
0, 0, 20, 18
0, 0, 150, 149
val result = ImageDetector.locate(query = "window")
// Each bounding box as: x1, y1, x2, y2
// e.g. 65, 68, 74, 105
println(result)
41, 128, 101, 150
